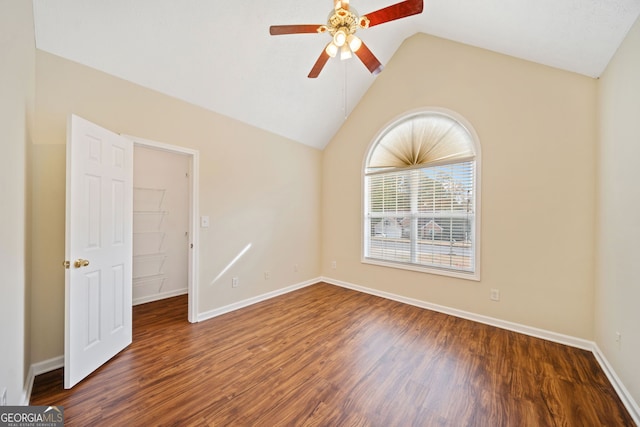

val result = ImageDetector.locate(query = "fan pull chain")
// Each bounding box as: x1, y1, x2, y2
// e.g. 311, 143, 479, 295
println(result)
344, 61, 348, 120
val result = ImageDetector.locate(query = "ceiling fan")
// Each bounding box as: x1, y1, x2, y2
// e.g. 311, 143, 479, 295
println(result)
269, 0, 424, 78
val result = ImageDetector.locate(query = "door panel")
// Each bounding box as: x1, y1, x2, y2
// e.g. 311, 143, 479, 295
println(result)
64, 115, 133, 388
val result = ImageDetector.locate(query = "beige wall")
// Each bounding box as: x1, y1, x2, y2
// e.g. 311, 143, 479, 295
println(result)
322, 33, 597, 339
31, 51, 322, 363
0, 0, 34, 404
597, 16, 640, 407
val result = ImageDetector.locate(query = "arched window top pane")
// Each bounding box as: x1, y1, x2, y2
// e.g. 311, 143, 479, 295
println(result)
367, 112, 475, 172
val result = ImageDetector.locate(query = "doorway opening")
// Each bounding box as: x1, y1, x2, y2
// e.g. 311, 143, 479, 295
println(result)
126, 136, 199, 323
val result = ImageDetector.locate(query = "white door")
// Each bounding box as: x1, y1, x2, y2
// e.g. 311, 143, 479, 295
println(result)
64, 115, 133, 388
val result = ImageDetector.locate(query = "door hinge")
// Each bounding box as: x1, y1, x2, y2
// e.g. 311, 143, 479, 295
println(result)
62, 260, 70, 269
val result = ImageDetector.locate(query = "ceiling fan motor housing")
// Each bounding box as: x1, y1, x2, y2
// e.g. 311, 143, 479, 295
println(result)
320, 7, 370, 37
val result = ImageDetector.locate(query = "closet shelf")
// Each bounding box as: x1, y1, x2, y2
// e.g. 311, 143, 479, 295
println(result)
133, 253, 167, 260
133, 187, 166, 211
133, 252, 166, 258
133, 253, 167, 278
133, 212, 168, 232
133, 275, 166, 293
133, 211, 168, 215
133, 273, 165, 284
133, 231, 166, 255
133, 184, 171, 299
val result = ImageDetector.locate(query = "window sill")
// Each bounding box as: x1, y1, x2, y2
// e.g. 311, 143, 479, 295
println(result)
361, 256, 480, 281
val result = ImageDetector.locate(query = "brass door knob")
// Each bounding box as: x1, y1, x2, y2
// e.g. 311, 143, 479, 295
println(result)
74, 259, 90, 268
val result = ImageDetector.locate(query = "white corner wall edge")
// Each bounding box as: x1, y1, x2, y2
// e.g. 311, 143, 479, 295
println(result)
197, 278, 320, 323
321, 276, 640, 425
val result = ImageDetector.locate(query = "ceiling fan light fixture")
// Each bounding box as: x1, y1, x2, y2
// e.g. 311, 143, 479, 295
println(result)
325, 42, 339, 58
347, 34, 361, 52
336, 0, 350, 11
333, 28, 348, 47
340, 44, 352, 60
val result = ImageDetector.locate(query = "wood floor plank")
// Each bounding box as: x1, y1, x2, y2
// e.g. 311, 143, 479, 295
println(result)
30, 282, 635, 426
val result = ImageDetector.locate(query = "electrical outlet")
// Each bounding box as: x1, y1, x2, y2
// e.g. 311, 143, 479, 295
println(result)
264, 271, 271, 280
331, 261, 337, 269
1, 388, 7, 406
490, 289, 500, 301
232, 277, 239, 288
294, 264, 298, 272
616, 332, 622, 349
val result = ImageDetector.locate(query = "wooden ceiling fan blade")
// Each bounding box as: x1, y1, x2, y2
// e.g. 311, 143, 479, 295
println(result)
308, 49, 331, 78
354, 42, 384, 75
362, 0, 423, 28
269, 24, 323, 35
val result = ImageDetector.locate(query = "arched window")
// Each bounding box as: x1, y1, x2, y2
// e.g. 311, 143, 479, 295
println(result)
363, 109, 480, 279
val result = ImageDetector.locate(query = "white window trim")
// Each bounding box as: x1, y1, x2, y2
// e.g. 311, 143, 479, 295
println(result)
361, 107, 482, 281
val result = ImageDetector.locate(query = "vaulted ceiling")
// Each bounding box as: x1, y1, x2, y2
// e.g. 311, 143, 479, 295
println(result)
32, 0, 640, 149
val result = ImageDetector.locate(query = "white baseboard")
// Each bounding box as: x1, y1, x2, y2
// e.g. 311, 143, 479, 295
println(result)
24, 355, 64, 405
321, 276, 640, 425
592, 344, 640, 425
31, 355, 65, 376
133, 288, 188, 306
197, 278, 319, 322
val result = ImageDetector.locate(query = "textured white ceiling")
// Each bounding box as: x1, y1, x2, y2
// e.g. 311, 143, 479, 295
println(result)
32, 0, 640, 149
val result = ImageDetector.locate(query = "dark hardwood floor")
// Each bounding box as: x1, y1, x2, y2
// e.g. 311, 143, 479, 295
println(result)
30, 282, 635, 426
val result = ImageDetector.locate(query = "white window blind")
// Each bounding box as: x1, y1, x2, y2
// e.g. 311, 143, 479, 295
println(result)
363, 111, 478, 277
